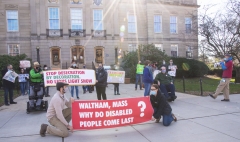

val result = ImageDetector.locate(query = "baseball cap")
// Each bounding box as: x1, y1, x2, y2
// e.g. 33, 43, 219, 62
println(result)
56, 82, 69, 91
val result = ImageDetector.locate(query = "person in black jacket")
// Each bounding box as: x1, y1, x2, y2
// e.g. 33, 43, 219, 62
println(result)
1, 64, 17, 106
150, 84, 177, 126
95, 63, 108, 100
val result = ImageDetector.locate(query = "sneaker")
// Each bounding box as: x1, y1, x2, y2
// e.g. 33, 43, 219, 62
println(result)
89, 91, 92, 93
77, 97, 79, 99
221, 99, 230, 102
209, 94, 216, 99
10, 101, 17, 104
117, 93, 120, 95
5, 103, 10, 106
40, 124, 48, 137
155, 119, 160, 123
172, 113, 177, 122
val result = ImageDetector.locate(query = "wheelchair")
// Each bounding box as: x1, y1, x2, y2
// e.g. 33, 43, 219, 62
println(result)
26, 82, 48, 114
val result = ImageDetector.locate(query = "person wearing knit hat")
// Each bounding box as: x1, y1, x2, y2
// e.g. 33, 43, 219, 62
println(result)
40, 82, 75, 138
209, 53, 233, 101
29, 61, 44, 110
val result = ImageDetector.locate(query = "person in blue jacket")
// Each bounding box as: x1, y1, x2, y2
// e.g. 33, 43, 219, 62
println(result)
143, 60, 153, 96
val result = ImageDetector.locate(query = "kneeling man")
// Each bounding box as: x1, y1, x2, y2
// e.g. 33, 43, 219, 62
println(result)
155, 66, 177, 102
40, 82, 75, 137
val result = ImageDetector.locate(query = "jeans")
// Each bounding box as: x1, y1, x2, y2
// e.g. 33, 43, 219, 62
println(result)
20, 82, 26, 95
96, 86, 107, 100
4, 87, 14, 104
71, 86, 79, 98
163, 113, 174, 126
135, 74, 142, 89
29, 86, 43, 107
113, 83, 119, 94
160, 84, 175, 99
143, 83, 151, 96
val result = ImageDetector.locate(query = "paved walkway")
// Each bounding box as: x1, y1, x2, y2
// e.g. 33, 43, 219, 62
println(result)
0, 84, 240, 142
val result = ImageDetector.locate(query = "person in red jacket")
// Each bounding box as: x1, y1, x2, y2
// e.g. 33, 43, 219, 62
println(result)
209, 54, 233, 101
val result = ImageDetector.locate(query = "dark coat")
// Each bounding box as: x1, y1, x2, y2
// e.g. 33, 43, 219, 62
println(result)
1, 68, 15, 89
150, 90, 172, 119
96, 68, 108, 87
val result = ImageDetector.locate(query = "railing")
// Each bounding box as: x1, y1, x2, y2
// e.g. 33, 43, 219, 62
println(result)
46, 29, 63, 37
69, 29, 86, 37
91, 30, 106, 37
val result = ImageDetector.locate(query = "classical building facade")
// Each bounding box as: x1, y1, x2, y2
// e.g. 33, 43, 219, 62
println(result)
0, 0, 199, 69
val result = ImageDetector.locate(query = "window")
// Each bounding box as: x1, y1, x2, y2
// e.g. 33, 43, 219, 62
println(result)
155, 44, 163, 51
71, 9, 83, 29
128, 44, 137, 52
6, 11, 19, 31
186, 46, 193, 58
154, 15, 162, 33
171, 44, 178, 57
48, 8, 60, 29
72, 46, 84, 63
93, 10, 103, 30
8, 44, 20, 56
170, 16, 177, 33
128, 14, 136, 33
185, 17, 192, 33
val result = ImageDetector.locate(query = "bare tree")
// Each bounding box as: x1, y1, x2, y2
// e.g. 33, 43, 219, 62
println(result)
197, 0, 240, 82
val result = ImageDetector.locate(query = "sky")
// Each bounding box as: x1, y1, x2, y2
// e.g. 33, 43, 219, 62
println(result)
198, 0, 229, 14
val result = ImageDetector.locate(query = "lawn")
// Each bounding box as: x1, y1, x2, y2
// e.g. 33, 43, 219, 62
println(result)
174, 75, 240, 96
0, 89, 20, 106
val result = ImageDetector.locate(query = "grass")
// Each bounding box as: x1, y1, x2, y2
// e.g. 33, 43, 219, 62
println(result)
0, 89, 20, 106
174, 75, 240, 96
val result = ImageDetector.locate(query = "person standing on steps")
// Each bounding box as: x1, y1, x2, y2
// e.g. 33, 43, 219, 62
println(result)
135, 61, 144, 90
95, 63, 108, 100
40, 82, 75, 138
209, 54, 233, 102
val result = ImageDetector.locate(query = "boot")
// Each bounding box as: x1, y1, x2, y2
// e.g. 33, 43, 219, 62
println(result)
40, 124, 48, 137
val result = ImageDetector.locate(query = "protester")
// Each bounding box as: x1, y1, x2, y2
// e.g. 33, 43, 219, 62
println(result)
150, 84, 177, 126
43, 65, 50, 97
82, 64, 92, 94
70, 61, 79, 99
143, 60, 153, 96
209, 54, 233, 101
160, 60, 168, 69
29, 62, 44, 110
1, 64, 17, 106
40, 82, 74, 137
152, 61, 158, 73
95, 63, 108, 100
135, 61, 144, 90
19, 68, 27, 96
167, 59, 177, 83
113, 83, 120, 95
155, 66, 177, 102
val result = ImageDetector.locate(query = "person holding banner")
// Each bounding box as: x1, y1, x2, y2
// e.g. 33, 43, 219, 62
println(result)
1, 64, 17, 106
19, 68, 27, 96
40, 82, 75, 137
150, 84, 177, 126
96, 63, 108, 100
167, 59, 177, 83
70, 61, 79, 99
135, 61, 144, 90
143, 60, 153, 96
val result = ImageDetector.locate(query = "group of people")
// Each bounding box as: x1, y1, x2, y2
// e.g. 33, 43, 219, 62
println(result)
135, 59, 178, 126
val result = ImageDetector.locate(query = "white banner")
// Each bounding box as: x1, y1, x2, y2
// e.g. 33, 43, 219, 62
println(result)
3, 71, 18, 83
107, 70, 125, 83
168, 65, 177, 77
43, 69, 96, 87
20, 60, 31, 68
18, 74, 29, 82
